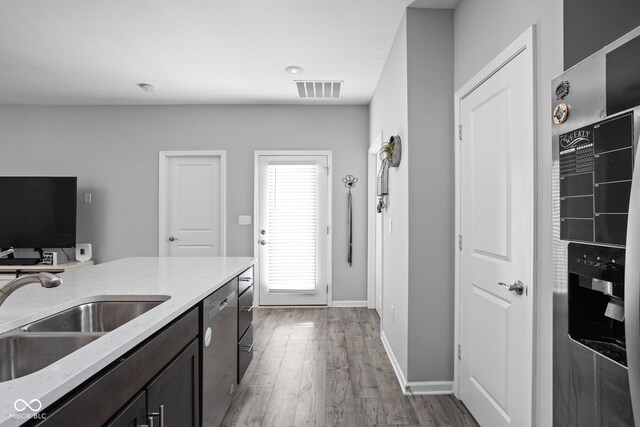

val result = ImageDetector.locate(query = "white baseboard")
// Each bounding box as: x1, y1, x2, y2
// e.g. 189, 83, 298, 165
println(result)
405, 381, 453, 395
380, 331, 453, 396
331, 300, 368, 307
380, 330, 408, 392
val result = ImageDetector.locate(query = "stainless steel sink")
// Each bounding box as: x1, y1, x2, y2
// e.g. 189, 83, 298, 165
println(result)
0, 333, 103, 382
20, 300, 167, 333
0, 296, 170, 382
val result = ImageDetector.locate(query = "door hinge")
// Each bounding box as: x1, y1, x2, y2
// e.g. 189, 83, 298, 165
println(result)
458, 124, 463, 141
327, 284, 329, 292
324, 166, 330, 175
327, 225, 330, 235
458, 234, 463, 251
458, 344, 462, 360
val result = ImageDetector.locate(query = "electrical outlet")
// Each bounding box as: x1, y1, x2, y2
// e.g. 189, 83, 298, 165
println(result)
84, 193, 92, 204
238, 215, 252, 225
391, 305, 395, 323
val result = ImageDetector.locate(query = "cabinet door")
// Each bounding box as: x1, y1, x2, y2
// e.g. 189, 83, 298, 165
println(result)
146, 339, 199, 427
105, 391, 148, 427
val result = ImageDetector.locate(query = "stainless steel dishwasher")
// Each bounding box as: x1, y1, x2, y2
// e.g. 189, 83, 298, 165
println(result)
201, 278, 238, 427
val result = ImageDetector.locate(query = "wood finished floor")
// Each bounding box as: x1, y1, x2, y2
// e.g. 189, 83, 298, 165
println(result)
222, 307, 479, 427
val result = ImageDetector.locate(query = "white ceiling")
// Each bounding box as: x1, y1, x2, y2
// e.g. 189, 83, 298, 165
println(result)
0, 0, 458, 105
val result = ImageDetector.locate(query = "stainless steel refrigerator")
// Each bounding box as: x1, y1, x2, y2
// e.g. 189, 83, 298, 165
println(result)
552, 26, 640, 427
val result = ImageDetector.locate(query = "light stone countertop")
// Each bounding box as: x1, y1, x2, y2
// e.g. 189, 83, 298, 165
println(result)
0, 256, 254, 426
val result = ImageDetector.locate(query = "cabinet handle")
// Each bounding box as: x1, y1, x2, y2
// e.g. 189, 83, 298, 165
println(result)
241, 305, 254, 312
219, 298, 228, 310
239, 277, 252, 282
204, 326, 213, 347
241, 343, 254, 353
149, 404, 164, 427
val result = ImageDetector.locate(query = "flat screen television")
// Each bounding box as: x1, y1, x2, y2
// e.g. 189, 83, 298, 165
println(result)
0, 177, 77, 248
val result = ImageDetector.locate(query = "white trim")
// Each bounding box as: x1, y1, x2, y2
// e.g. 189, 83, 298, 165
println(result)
331, 300, 368, 308
158, 150, 227, 257
405, 381, 454, 395
380, 330, 453, 396
453, 25, 537, 408
380, 330, 407, 393
253, 150, 333, 307
367, 132, 384, 310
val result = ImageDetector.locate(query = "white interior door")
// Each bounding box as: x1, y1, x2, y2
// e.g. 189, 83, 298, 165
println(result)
160, 152, 225, 257
458, 41, 534, 427
257, 154, 329, 305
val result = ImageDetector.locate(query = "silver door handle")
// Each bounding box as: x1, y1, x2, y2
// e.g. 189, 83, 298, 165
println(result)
499, 280, 524, 295
149, 405, 164, 427
242, 305, 254, 312
168, 236, 179, 242
259, 239, 268, 245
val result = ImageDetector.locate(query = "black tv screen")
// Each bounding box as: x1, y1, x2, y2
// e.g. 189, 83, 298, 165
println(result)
0, 177, 77, 248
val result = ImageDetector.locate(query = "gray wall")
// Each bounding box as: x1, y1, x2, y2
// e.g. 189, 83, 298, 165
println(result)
564, 0, 640, 69
406, 8, 454, 382
369, 8, 454, 384
0, 105, 369, 302
454, 0, 562, 425
369, 13, 410, 374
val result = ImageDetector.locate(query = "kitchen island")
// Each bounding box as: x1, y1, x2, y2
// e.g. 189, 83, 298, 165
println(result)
0, 256, 254, 426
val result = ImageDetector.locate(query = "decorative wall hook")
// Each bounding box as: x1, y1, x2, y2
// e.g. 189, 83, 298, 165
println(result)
342, 174, 358, 266
342, 174, 358, 193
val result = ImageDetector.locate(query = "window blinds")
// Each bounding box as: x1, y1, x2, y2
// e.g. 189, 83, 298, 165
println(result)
267, 163, 317, 292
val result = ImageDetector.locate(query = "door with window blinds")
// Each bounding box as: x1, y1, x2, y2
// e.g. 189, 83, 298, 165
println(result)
258, 155, 329, 305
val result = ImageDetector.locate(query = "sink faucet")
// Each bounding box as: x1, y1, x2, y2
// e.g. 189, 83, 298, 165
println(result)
0, 248, 14, 258
0, 273, 62, 307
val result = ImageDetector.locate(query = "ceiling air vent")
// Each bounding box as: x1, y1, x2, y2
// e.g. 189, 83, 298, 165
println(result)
295, 81, 343, 99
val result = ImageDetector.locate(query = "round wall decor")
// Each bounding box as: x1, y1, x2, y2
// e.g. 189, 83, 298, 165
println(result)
389, 135, 402, 167
553, 103, 569, 124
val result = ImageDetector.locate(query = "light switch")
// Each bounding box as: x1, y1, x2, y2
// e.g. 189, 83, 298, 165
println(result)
388, 219, 393, 234
84, 193, 92, 204
239, 215, 252, 225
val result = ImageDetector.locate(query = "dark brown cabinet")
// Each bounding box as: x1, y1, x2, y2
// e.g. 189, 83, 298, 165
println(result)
105, 392, 148, 427
34, 308, 199, 427
27, 263, 255, 427
106, 342, 199, 427
237, 266, 254, 383
147, 340, 200, 427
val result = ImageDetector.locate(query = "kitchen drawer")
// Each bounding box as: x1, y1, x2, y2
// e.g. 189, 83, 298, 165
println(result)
238, 285, 253, 339
238, 266, 254, 296
238, 324, 253, 382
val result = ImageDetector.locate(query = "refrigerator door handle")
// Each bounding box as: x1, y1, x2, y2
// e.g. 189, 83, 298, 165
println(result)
625, 157, 640, 425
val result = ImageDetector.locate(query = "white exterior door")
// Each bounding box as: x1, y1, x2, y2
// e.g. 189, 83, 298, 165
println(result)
257, 154, 330, 305
160, 152, 225, 257
458, 36, 534, 427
